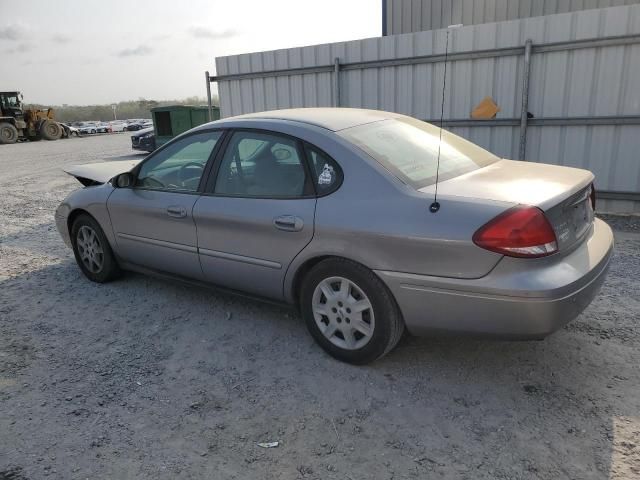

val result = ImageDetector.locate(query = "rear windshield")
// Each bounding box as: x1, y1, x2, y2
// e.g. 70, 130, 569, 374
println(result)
339, 117, 498, 189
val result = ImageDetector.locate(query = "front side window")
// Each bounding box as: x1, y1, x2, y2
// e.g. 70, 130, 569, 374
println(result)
214, 131, 307, 198
136, 131, 221, 192
339, 117, 498, 189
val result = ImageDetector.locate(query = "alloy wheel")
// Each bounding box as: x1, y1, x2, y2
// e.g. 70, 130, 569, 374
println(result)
76, 225, 104, 273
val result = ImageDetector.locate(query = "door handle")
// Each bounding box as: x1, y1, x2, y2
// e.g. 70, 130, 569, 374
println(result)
167, 206, 187, 218
273, 215, 303, 232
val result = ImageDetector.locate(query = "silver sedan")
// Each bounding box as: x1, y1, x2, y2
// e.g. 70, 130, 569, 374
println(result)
55, 108, 613, 364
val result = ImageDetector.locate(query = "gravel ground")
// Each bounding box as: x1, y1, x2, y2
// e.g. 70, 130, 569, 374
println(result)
1, 134, 639, 480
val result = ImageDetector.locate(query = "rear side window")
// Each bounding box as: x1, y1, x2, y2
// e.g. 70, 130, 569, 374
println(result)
305, 144, 342, 195
339, 117, 497, 189
214, 131, 308, 198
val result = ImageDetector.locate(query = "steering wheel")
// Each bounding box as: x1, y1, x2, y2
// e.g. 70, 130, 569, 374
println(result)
178, 161, 204, 186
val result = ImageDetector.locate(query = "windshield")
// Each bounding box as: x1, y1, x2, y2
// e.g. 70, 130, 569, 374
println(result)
339, 117, 498, 189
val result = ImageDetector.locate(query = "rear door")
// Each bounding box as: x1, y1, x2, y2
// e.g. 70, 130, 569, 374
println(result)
107, 130, 223, 279
193, 129, 316, 299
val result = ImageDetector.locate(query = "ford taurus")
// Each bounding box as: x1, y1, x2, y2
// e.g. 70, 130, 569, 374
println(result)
55, 108, 613, 364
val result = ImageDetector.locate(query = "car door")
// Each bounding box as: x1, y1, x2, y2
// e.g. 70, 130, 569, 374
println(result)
193, 129, 316, 299
108, 130, 223, 279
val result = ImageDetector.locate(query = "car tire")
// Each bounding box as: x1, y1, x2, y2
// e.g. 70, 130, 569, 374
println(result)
71, 214, 121, 283
90, 129, 96, 134
300, 258, 404, 364
0, 122, 18, 144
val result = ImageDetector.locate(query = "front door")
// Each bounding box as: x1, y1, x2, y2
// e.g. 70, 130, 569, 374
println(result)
108, 130, 223, 279
193, 130, 316, 299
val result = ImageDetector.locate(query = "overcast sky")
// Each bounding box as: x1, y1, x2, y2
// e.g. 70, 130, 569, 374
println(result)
0, 0, 380, 105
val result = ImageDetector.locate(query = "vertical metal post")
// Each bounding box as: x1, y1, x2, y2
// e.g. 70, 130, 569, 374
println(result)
205, 70, 213, 122
519, 39, 532, 160
333, 58, 341, 107
382, 0, 388, 36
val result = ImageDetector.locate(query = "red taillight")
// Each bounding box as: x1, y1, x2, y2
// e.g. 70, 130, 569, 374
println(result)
590, 184, 596, 210
473, 206, 558, 258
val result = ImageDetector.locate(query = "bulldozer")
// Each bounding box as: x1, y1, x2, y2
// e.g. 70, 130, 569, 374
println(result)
0, 91, 63, 144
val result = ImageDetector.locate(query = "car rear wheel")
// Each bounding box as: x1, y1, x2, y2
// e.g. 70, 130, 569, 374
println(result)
300, 258, 404, 364
71, 214, 121, 283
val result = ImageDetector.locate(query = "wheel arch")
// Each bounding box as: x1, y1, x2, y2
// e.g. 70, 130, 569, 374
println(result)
288, 255, 380, 306
67, 208, 94, 241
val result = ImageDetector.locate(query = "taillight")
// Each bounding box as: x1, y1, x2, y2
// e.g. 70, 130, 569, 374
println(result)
473, 206, 558, 258
590, 184, 596, 210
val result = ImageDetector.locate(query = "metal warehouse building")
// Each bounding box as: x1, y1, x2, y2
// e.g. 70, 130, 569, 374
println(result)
209, 0, 640, 213
383, 0, 640, 34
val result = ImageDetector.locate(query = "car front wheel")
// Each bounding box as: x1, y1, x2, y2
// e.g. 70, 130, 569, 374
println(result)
300, 258, 404, 364
71, 214, 121, 283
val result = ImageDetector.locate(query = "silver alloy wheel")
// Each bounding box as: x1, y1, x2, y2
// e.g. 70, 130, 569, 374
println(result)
312, 276, 375, 350
76, 225, 104, 273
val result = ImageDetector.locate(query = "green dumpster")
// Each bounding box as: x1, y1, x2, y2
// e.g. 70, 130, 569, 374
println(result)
151, 105, 220, 148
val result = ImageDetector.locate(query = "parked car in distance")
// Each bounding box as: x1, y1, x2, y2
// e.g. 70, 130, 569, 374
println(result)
130, 127, 155, 152
56, 108, 613, 364
77, 122, 99, 135
124, 119, 143, 130
126, 120, 152, 131
109, 121, 127, 133
96, 123, 112, 134
60, 123, 80, 137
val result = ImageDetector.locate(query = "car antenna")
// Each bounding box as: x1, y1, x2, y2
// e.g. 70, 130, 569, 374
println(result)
430, 24, 463, 214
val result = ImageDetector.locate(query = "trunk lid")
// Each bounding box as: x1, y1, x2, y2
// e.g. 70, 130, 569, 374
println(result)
544, 183, 594, 251
64, 159, 142, 186
420, 159, 595, 251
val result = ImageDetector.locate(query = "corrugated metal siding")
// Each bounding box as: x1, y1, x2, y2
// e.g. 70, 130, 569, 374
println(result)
215, 5, 640, 212
385, 0, 640, 34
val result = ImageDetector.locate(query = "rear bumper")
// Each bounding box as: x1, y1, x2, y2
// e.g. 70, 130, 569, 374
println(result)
376, 218, 614, 339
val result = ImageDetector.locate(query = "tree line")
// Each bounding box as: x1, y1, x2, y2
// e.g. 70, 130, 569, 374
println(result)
24, 96, 219, 123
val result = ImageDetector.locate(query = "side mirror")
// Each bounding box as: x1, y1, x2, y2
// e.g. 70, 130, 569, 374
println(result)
113, 172, 135, 188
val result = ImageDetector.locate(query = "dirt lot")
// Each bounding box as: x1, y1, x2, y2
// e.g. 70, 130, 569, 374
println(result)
0, 134, 639, 480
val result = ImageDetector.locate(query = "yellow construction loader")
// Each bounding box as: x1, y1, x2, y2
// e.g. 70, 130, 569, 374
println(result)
0, 91, 63, 144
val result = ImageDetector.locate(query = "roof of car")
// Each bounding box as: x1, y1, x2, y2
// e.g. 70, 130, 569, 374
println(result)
218, 108, 403, 132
